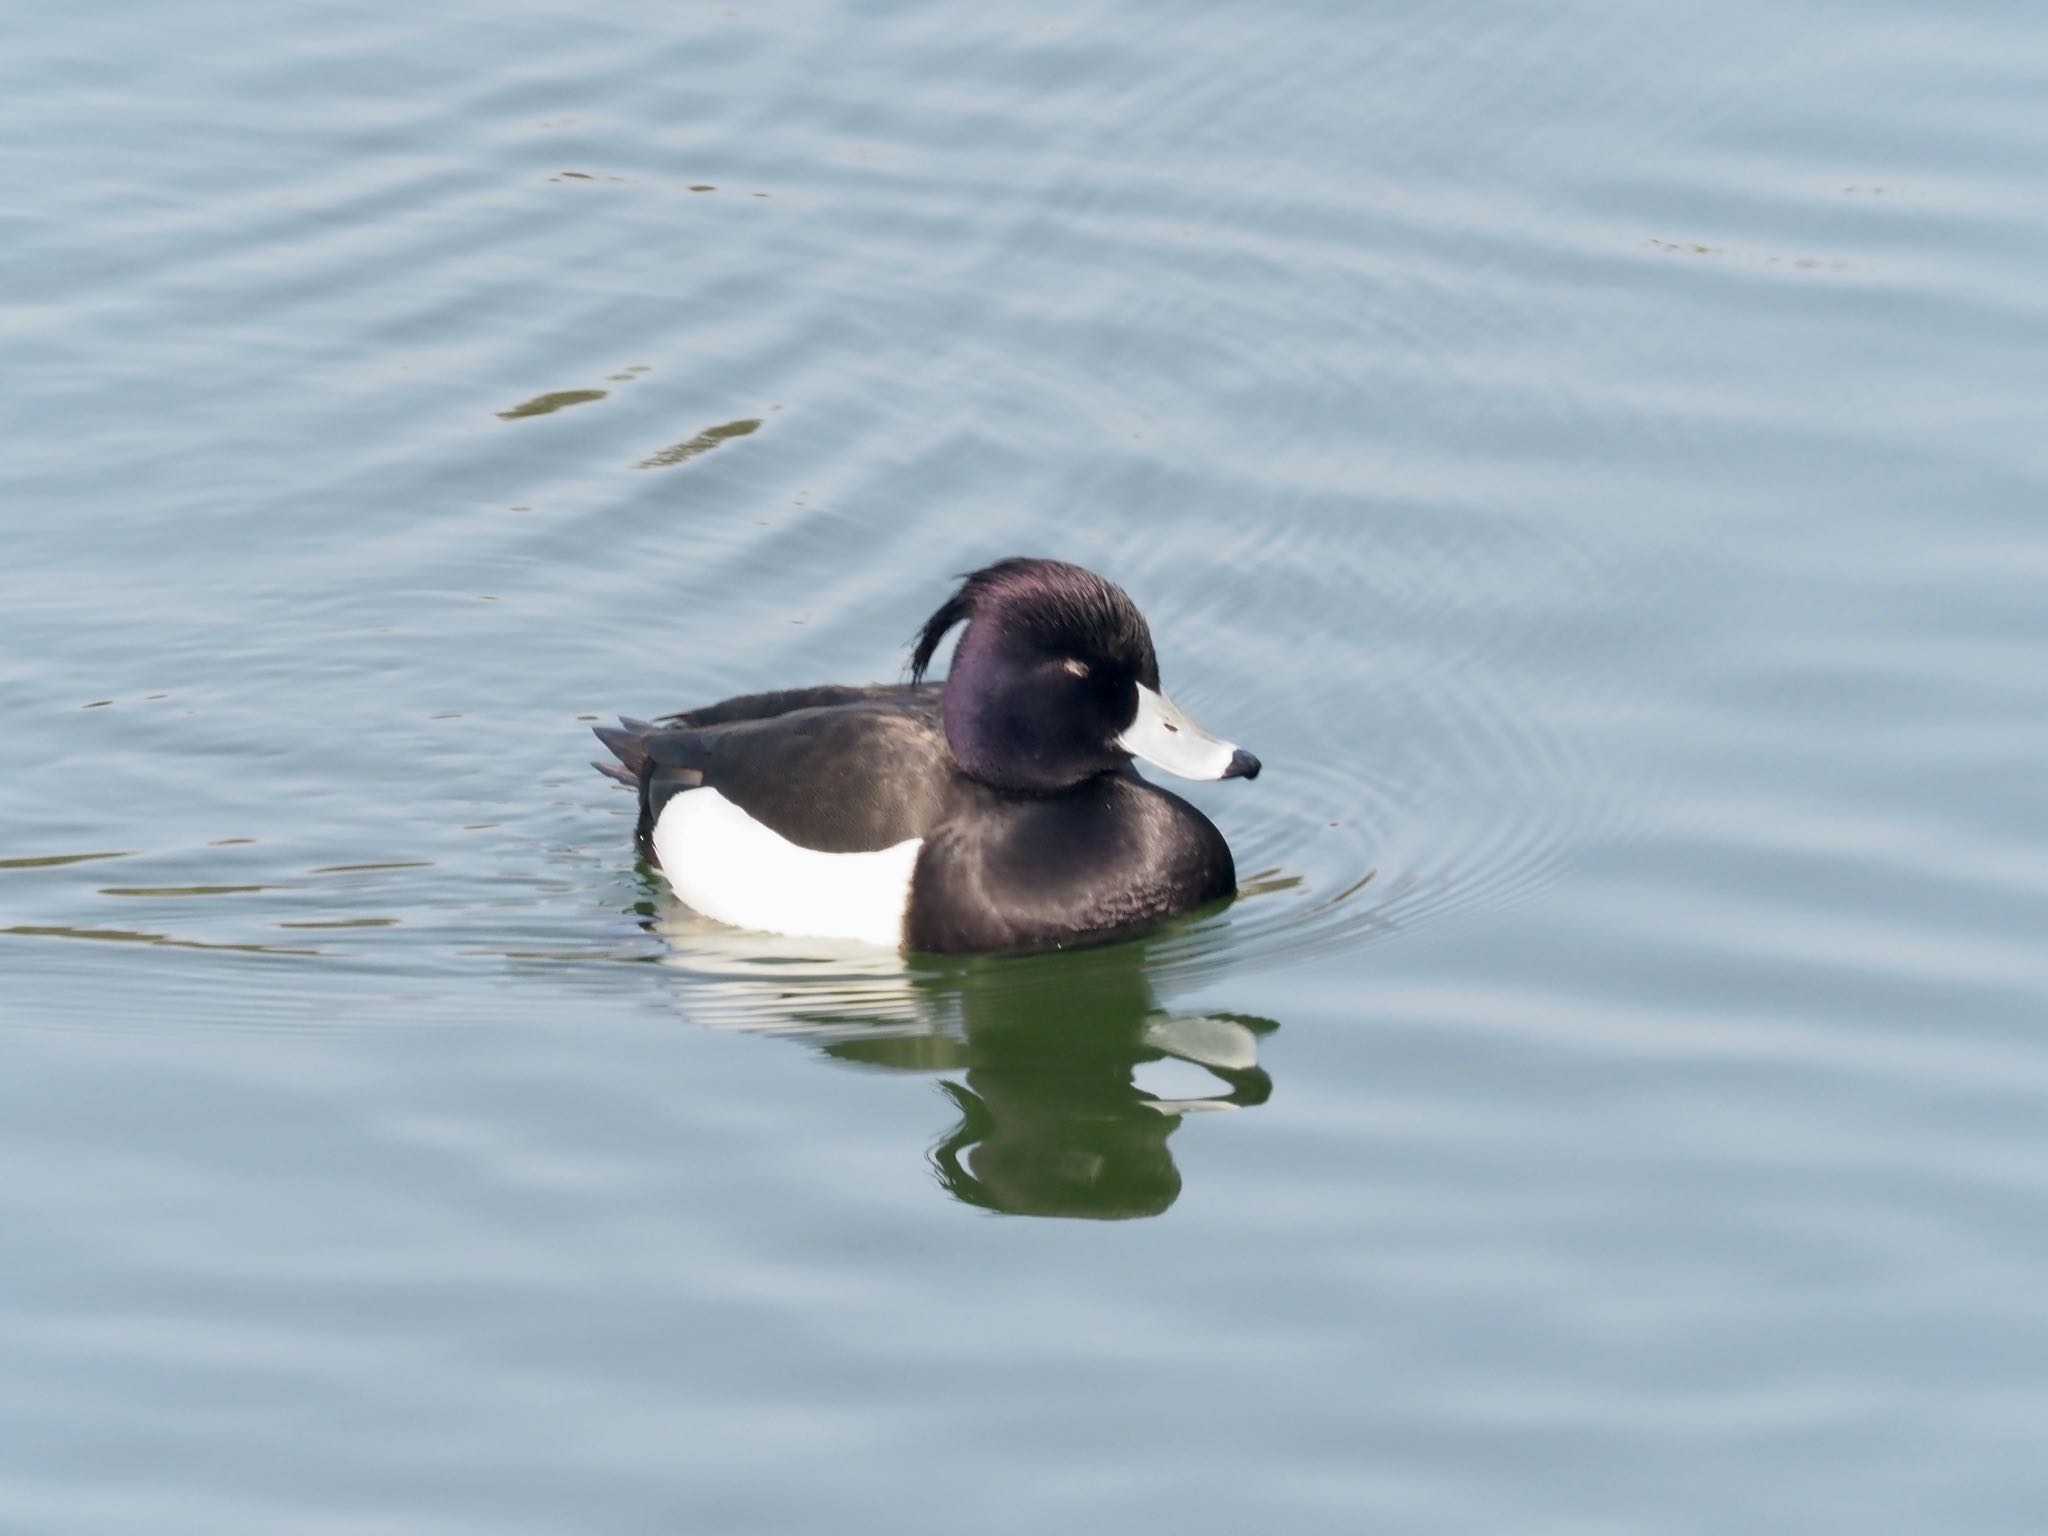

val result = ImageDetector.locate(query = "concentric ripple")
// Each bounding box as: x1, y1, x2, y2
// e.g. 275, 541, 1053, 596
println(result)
0, 0, 1697, 1036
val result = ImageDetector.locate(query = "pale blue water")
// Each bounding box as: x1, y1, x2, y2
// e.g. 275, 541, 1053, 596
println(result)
4, 0, 2046, 1529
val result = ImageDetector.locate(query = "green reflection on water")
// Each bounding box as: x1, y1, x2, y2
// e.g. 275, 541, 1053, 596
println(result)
635, 417, 760, 470
649, 879, 1278, 1221
0, 850, 132, 871
815, 941, 1277, 1221
100, 884, 268, 897
3, 924, 318, 956
495, 388, 608, 420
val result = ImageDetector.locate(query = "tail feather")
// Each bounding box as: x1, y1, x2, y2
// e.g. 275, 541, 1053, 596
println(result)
591, 717, 705, 851
592, 720, 653, 779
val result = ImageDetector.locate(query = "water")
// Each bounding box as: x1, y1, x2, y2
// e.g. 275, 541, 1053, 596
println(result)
5, 0, 2046, 1528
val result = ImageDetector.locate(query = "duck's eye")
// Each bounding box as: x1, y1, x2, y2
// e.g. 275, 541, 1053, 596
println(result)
1061, 658, 1090, 678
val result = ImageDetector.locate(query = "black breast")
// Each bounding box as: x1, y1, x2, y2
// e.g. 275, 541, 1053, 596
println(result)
904, 774, 1236, 954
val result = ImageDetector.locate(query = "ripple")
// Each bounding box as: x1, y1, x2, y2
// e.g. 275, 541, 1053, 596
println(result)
99, 884, 270, 898
3, 923, 320, 958
624, 670, 1589, 1022
579, 473, 1626, 1008
0, 0, 1670, 1014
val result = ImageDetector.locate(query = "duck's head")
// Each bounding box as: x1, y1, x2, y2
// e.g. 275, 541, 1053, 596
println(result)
910, 557, 1262, 794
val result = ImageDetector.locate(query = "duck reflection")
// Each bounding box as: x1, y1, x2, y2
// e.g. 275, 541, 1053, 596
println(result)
650, 905, 1277, 1220
829, 954, 1273, 1219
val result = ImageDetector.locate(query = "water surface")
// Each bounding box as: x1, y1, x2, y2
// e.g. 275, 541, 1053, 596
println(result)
4, 0, 2046, 1530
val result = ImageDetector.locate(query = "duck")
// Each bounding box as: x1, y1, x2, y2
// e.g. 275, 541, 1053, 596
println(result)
592, 557, 1260, 954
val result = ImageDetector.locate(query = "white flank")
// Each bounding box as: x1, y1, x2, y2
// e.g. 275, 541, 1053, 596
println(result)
651, 788, 921, 949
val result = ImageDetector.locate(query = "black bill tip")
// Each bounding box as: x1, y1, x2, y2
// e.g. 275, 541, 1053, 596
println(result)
1223, 748, 1262, 781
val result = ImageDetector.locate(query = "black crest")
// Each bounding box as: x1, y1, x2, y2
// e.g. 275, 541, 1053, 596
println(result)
908, 557, 1157, 685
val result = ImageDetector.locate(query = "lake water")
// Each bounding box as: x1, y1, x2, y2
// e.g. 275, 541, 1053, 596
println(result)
5, 0, 2046, 1529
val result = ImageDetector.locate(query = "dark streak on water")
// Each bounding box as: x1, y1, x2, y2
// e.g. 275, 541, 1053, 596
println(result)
635, 416, 764, 470
3, 0, 2047, 1531
496, 388, 610, 420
